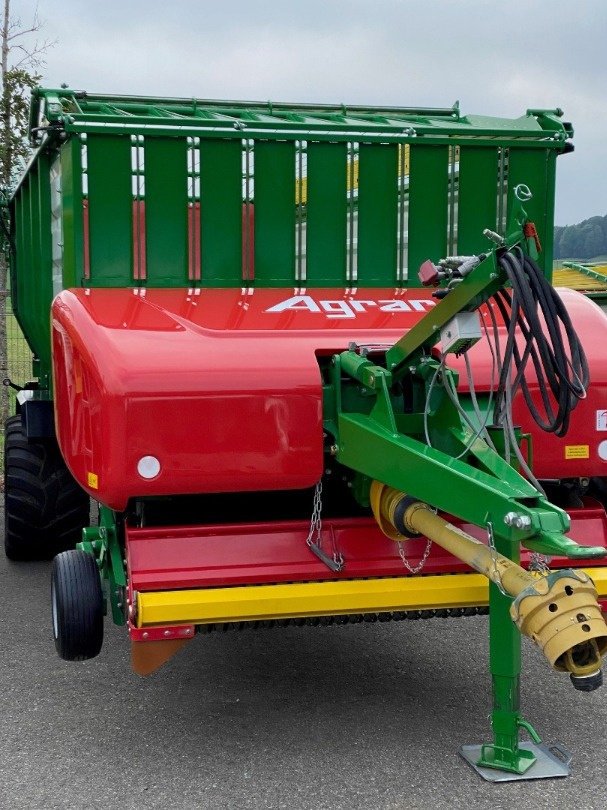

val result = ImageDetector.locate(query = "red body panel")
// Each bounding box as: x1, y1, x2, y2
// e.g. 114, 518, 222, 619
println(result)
51, 286, 607, 510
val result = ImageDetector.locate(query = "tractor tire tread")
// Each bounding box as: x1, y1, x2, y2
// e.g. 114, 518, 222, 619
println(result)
4, 416, 89, 561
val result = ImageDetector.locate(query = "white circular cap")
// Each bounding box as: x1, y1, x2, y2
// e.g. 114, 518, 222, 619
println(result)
598, 441, 607, 462
137, 455, 161, 479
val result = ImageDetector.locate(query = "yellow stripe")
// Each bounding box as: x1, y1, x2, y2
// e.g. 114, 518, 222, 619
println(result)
136, 567, 607, 628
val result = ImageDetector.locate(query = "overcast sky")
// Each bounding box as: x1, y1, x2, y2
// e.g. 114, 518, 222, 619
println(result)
10, 0, 606, 225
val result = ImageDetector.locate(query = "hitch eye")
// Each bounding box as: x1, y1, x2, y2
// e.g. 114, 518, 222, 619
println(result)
137, 455, 161, 480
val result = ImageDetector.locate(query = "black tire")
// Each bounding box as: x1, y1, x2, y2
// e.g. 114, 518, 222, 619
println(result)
4, 415, 90, 560
51, 550, 104, 661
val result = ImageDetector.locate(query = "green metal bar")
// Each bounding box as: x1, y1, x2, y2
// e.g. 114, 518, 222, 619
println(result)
144, 137, 189, 285
407, 145, 449, 286
357, 144, 399, 286
385, 252, 504, 378
60, 138, 84, 288
506, 148, 549, 275
563, 261, 607, 282
86, 135, 133, 286
305, 142, 348, 286
61, 124, 573, 149
254, 141, 296, 286
476, 536, 536, 774
457, 147, 500, 254
199, 138, 243, 287
542, 152, 558, 281
337, 410, 555, 530
31, 151, 53, 371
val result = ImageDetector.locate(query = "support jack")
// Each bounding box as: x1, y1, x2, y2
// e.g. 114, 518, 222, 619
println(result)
460, 742, 571, 782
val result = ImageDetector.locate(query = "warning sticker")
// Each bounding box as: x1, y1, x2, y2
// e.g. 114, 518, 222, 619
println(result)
597, 410, 607, 431
565, 445, 590, 460
87, 471, 99, 489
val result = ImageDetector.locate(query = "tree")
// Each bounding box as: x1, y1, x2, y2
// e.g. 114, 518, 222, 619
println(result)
0, 1, 53, 429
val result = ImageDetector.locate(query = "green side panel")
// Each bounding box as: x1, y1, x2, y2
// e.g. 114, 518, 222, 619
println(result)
357, 144, 398, 286
254, 141, 296, 287
408, 145, 449, 286
26, 167, 42, 352
457, 147, 499, 255
12, 179, 29, 325
145, 138, 189, 285
542, 152, 558, 280
32, 154, 53, 369
10, 157, 53, 372
507, 148, 550, 275
87, 135, 132, 286
306, 142, 347, 286
60, 138, 84, 288
199, 138, 243, 287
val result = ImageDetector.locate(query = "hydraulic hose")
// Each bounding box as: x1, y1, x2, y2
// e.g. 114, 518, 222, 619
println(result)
492, 249, 589, 437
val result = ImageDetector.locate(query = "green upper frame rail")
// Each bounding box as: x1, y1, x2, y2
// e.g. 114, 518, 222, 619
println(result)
9, 88, 573, 373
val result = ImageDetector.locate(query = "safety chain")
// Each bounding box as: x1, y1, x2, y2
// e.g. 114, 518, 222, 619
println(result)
529, 552, 551, 576
306, 481, 344, 572
396, 536, 432, 574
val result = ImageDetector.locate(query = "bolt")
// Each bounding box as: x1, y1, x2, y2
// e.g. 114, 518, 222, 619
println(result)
164, 630, 171, 637
489, 273, 498, 280
330, 444, 339, 455
504, 511, 518, 527
368, 375, 375, 386
514, 515, 532, 530
142, 632, 149, 639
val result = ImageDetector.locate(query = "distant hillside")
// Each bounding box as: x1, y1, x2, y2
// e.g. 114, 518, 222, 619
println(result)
554, 214, 607, 260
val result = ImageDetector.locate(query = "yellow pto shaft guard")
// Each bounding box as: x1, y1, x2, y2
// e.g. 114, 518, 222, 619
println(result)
370, 481, 607, 680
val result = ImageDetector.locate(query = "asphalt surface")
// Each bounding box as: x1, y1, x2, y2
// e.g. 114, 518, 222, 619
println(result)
2, 542, 607, 809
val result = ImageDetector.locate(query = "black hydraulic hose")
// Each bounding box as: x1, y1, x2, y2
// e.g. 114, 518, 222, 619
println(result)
492, 249, 589, 437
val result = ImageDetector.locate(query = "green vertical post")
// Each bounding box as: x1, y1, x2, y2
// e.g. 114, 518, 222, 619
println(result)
60, 137, 84, 288
477, 534, 536, 774
305, 142, 348, 286
254, 141, 296, 286
408, 145, 449, 285
144, 137, 189, 285
507, 148, 549, 276
86, 135, 133, 286
357, 144, 399, 286
199, 138, 243, 287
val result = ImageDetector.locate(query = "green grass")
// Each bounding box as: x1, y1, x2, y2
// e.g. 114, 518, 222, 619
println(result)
1, 308, 33, 467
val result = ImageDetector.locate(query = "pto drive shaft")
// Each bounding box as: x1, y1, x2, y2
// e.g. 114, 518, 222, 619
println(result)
371, 482, 607, 690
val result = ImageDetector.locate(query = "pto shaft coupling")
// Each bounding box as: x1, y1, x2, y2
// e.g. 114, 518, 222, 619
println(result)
370, 481, 607, 690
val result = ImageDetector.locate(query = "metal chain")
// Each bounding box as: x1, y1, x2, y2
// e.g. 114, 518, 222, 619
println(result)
306, 481, 344, 572
306, 481, 324, 547
396, 537, 432, 574
529, 552, 551, 576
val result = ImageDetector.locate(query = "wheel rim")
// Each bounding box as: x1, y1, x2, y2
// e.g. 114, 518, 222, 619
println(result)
51, 578, 59, 640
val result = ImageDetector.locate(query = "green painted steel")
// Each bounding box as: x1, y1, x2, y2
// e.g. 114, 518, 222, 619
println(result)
199, 138, 243, 287
357, 144, 399, 286
506, 148, 550, 275
457, 147, 500, 254
60, 138, 84, 289
253, 140, 296, 286
144, 137, 189, 285
407, 145, 449, 286
86, 135, 133, 286
305, 142, 348, 286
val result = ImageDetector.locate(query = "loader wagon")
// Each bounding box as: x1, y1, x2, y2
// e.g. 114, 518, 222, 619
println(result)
5, 87, 607, 781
